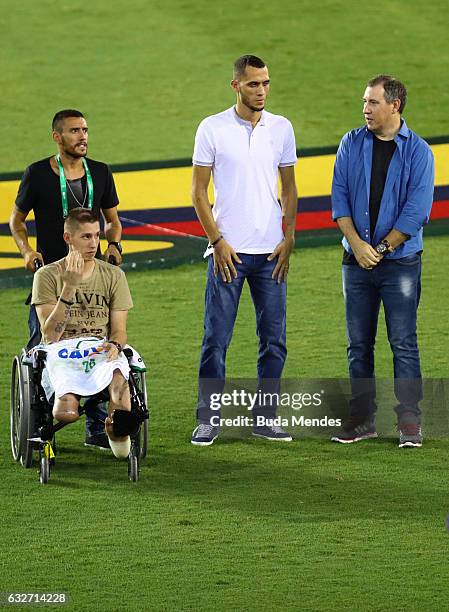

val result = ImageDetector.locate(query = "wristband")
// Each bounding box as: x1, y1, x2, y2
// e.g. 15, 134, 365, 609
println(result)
109, 340, 122, 352
59, 297, 75, 306
211, 235, 223, 247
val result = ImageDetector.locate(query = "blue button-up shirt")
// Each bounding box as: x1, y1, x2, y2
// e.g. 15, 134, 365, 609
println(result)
331, 120, 434, 258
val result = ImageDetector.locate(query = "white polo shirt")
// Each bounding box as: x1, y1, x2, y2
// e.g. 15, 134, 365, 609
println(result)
192, 106, 297, 254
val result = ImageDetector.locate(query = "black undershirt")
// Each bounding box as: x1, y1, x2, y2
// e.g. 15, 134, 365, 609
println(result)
343, 135, 396, 264
369, 135, 397, 238
66, 177, 86, 207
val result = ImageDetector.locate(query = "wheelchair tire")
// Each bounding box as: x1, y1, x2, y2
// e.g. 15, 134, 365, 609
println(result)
39, 455, 50, 484
137, 371, 148, 460
10, 356, 22, 461
139, 417, 148, 460
128, 451, 138, 482
10, 355, 36, 468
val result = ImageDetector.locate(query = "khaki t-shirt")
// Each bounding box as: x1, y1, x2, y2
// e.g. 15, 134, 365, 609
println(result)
32, 258, 133, 344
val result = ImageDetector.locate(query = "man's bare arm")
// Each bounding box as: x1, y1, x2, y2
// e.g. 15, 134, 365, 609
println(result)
102, 310, 128, 361
279, 165, 298, 241
9, 206, 43, 271
36, 301, 73, 343
192, 165, 242, 282
268, 165, 298, 282
192, 165, 219, 242
381, 228, 409, 250
102, 206, 123, 264
109, 309, 128, 347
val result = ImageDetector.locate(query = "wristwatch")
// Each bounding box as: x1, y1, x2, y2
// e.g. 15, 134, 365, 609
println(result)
108, 241, 123, 254
374, 239, 393, 255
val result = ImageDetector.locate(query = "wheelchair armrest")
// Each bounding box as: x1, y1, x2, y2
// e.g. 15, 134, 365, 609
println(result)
123, 347, 133, 361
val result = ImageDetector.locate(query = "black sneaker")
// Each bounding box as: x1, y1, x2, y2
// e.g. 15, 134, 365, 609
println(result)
331, 415, 377, 443
84, 433, 111, 451
398, 412, 422, 448
252, 424, 293, 441
191, 423, 220, 446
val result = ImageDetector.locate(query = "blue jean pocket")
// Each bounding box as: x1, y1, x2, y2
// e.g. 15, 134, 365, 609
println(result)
394, 253, 421, 266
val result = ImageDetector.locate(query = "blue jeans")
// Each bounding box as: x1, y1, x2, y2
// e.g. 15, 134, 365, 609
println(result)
27, 304, 107, 437
342, 254, 422, 418
196, 254, 287, 423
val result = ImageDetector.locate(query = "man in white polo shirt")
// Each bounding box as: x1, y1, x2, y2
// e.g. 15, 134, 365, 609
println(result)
191, 54, 298, 445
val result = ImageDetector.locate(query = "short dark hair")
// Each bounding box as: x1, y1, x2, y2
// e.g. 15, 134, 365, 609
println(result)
52, 109, 85, 132
233, 55, 266, 79
64, 208, 99, 233
367, 75, 407, 113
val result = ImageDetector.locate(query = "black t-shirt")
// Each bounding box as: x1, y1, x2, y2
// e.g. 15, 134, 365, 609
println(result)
15, 157, 119, 264
343, 135, 396, 265
369, 135, 396, 238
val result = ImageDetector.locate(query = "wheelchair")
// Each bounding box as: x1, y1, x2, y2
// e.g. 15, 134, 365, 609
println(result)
10, 346, 149, 484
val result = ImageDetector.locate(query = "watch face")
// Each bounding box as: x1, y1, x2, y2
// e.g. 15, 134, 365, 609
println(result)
376, 243, 387, 255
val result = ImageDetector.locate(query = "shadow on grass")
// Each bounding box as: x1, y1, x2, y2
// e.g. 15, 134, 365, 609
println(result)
12, 435, 447, 524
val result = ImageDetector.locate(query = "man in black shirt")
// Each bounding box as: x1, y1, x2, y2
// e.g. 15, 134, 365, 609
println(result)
9, 109, 124, 450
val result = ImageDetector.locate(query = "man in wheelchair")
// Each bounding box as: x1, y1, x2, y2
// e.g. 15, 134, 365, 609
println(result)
31, 208, 136, 459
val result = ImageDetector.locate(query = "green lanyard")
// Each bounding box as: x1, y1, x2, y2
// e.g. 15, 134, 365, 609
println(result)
56, 154, 94, 218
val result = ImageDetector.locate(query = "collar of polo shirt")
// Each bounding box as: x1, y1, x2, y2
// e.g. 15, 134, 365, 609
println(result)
233, 106, 266, 126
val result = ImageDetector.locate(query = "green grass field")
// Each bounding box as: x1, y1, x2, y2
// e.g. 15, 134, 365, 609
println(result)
1, 239, 449, 611
2, 0, 449, 171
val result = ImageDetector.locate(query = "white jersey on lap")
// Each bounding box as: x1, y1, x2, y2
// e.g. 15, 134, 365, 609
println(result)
41, 337, 130, 400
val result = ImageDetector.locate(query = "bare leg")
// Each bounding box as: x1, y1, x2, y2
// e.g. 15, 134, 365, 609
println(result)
105, 369, 131, 458
53, 393, 80, 423
108, 369, 131, 415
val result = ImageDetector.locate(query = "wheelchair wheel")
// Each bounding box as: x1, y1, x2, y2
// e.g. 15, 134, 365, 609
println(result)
19, 368, 38, 468
128, 453, 138, 482
139, 418, 148, 460
10, 355, 37, 468
10, 356, 22, 461
39, 455, 50, 484
136, 371, 148, 460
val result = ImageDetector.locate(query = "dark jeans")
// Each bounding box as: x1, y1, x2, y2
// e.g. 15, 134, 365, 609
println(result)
342, 254, 422, 418
27, 304, 107, 437
196, 254, 287, 424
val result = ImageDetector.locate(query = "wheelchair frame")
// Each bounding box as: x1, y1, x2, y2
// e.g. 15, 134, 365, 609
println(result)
10, 347, 149, 484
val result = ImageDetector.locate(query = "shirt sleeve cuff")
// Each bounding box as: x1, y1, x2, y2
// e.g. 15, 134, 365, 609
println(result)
332, 208, 352, 221
192, 160, 213, 167
393, 218, 421, 238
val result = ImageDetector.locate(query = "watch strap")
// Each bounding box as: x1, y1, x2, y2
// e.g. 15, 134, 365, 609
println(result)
108, 241, 122, 253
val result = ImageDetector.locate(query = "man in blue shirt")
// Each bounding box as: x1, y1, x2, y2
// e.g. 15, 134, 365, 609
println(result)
331, 75, 434, 448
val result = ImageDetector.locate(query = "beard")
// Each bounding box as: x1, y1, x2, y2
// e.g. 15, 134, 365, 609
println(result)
240, 92, 265, 113
61, 137, 87, 158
